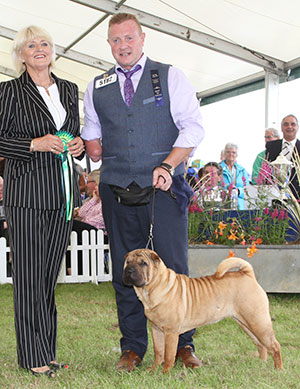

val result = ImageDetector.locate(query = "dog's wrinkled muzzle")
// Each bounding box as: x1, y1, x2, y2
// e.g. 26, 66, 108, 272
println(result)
123, 265, 135, 286
123, 265, 146, 287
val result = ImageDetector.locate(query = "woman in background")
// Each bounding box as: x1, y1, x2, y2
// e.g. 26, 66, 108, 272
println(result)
220, 143, 249, 210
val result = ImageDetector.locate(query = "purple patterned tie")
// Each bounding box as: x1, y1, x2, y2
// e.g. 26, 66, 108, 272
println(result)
118, 65, 141, 106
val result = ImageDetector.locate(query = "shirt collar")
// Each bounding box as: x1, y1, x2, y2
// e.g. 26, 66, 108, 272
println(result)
115, 53, 147, 75
284, 138, 296, 147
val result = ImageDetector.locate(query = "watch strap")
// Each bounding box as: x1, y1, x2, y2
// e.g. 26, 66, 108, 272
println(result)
160, 162, 175, 176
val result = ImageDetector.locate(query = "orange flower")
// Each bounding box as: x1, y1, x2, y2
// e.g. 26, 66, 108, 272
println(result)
206, 241, 214, 245
255, 238, 262, 245
227, 250, 235, 258
218, 221, 227, 231
227, 232, 237, 240
247, 243, 258, 258
241, 240, 246, 245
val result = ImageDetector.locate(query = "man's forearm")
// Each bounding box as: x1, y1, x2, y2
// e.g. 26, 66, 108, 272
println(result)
84, 139, 102, 162
162, 147, 194, 168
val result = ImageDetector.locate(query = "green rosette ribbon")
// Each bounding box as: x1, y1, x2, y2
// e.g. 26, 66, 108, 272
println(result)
55, 130, 74, 222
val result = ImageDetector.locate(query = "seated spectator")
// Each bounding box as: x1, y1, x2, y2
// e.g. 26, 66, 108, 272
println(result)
200, 162, 223, 189
74, 170, 105, 229
220, 143, 249, 210
251, 128, 280, 184
198, 162, 227, 208
67, 169, 108, 274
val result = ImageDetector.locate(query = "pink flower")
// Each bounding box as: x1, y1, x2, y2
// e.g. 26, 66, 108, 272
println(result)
254, 226, 260, 231
255, 217, 262, 222
271, 209, 279, 219
258, 162, 273, 184
264, 208, 269, 215
228, 182, 233, 195
188, 204, 196, 213
255, 175, 263, 185
278, 209, 285, 220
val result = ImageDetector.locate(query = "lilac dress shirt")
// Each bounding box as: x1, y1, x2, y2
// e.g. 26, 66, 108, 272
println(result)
81, 54, 204, 152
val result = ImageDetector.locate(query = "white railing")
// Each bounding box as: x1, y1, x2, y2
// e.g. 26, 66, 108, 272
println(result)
0, 230, 112, 285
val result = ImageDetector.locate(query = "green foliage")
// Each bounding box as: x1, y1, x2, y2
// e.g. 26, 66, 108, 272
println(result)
0, 283, 300, 388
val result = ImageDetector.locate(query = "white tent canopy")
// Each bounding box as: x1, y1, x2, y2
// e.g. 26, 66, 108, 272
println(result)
1, 0, 300, 127
1, 1, 300, 88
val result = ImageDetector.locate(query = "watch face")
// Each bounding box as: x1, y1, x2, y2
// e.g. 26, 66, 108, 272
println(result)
170, 168, 175, 176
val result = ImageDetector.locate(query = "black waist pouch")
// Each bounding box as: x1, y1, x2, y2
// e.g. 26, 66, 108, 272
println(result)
110, 182, 154, 206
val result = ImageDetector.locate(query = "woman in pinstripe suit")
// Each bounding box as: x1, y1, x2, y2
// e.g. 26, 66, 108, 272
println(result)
0, 26, 84, 377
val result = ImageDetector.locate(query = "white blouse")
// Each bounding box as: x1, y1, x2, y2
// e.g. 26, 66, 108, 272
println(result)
37, 83, 66, 130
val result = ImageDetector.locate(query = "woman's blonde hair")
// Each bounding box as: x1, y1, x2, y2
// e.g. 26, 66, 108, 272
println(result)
11, 25, 56, 75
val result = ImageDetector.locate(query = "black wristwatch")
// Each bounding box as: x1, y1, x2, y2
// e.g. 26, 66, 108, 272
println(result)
160, 162, 175, 176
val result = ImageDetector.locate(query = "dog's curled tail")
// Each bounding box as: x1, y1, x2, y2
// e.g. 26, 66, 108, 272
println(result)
215, 257, 256, 280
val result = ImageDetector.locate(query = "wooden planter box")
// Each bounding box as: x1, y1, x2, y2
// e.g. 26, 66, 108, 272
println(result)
188, 244, 300, 293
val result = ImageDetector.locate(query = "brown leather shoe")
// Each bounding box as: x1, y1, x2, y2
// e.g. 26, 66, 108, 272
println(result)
176, 346, 202, 369
115, 350, 142, 372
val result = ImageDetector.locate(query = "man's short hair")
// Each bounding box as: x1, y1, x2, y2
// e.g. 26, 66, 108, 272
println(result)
108, 13, 143, 33
281, 114, 298, 125
266, 127, 280, 137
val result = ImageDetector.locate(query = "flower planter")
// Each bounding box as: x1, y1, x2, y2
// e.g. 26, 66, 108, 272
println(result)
188, 244, 300, 293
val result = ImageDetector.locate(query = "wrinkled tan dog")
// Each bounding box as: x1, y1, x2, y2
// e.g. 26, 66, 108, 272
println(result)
123, 248, 282, 373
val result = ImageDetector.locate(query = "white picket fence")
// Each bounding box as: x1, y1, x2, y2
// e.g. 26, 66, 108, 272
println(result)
0, 230, 112, 284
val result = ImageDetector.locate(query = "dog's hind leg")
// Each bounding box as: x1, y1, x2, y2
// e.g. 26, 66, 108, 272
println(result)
233, 316, 282, 369
149, 323, 165, 371
252, 327, 282, 369
233, 317, 268, 360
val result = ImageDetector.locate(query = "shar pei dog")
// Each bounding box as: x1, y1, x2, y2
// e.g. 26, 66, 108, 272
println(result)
123, 248, 282, 373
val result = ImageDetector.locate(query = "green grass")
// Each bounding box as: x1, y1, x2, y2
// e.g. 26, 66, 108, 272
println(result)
0, 282, 300, 388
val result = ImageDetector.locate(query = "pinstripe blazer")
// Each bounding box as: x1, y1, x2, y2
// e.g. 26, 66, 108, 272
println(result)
0, 70, 82, 210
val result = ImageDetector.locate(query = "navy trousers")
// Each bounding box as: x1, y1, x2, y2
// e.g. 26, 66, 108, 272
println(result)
100, 182, 195, 359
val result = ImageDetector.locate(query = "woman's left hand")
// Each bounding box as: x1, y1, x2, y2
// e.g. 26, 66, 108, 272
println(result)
67, 137, 85, 157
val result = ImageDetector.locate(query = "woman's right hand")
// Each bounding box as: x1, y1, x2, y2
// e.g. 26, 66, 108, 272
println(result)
31, 134, 64, 155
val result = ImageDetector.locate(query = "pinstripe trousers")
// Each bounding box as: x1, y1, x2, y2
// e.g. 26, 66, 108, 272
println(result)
5, 206, 72, 368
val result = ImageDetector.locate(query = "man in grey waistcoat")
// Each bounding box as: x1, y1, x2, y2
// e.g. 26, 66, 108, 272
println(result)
81, 13, 204, 371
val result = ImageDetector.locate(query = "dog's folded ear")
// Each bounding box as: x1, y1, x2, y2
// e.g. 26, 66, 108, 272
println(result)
148, 250, 161, 264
